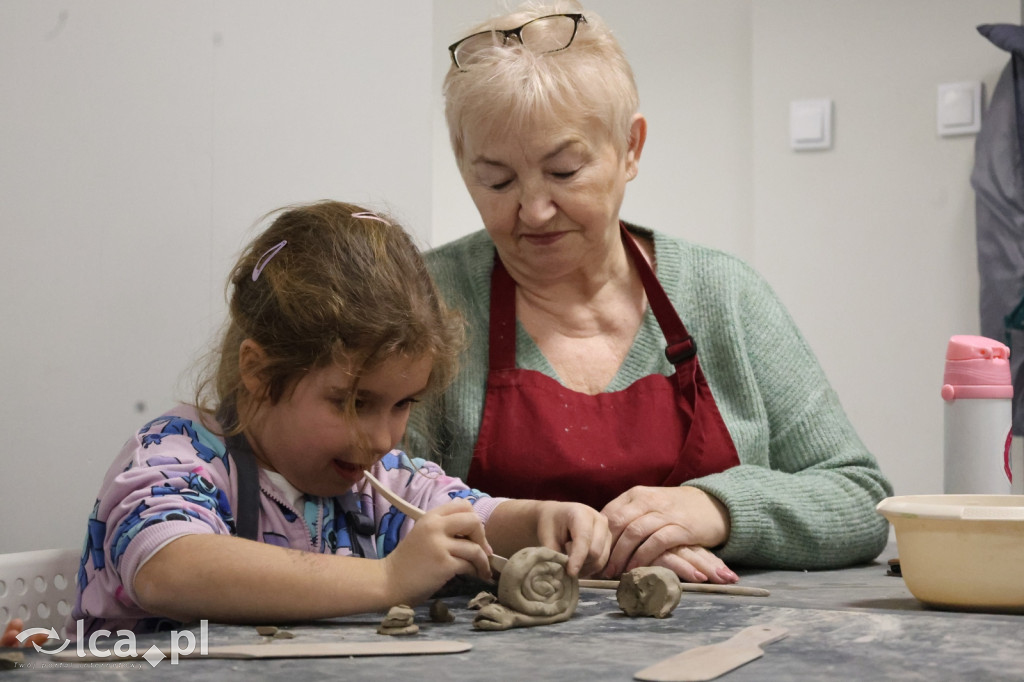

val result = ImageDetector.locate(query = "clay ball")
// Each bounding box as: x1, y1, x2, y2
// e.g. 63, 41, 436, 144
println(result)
616, 566, 682, 618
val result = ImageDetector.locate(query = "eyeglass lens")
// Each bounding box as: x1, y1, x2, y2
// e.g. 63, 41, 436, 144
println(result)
452, 14, 580, 68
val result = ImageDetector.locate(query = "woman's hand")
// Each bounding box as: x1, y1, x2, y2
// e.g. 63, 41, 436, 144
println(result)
600, 485, 737, 583
382, 500, 493, 605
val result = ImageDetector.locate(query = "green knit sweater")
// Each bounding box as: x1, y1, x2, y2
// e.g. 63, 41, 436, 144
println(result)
405, 224, 893, 570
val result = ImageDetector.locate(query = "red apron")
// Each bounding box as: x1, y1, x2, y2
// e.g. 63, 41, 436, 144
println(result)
467, 224, 740, 510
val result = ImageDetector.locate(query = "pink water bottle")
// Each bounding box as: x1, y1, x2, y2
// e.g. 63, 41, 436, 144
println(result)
941, 335, 1013, 494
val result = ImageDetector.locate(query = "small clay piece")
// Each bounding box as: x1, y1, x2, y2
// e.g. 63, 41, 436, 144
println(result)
467, 591, 497, 609
256, 625, 296, 639
377, 604, 419, 636
616, 566, 682, 618
429, 598, 455, 623
0, 651, 25, 670
472, 546, 579, 631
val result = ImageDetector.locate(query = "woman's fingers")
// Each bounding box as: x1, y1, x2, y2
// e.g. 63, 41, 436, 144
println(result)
600, 485, 731, 578
603, 509, 678, 577
621, 521, 693, 572
651, 546, 736, 584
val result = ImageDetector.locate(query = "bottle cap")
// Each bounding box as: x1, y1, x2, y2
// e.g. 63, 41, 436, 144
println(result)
941, 335, 1012, 401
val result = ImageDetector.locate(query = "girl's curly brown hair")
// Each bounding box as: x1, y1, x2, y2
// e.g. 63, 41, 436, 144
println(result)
195, 200, 464, 436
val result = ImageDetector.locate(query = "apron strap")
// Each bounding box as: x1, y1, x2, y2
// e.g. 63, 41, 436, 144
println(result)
223, 431, 261, 542
619, 223, 697, 366
339, 492, 378, 559
489, 227, 697, 369
489, 252, 518, 371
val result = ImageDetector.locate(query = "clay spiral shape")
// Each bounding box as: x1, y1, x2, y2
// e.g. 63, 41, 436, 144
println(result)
499, 546, 579, 620
473, 547, 580, 631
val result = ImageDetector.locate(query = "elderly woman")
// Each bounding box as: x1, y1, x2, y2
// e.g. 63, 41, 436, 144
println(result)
407, 2, 892, 584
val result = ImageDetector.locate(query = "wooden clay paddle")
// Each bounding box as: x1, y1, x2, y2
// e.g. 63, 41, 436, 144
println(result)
55, 640, 472, 663
578, 578, 769, 598
633, 625, 788, 681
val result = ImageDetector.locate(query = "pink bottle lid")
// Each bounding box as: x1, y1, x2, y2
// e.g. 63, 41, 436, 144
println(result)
941, 334, 1012, 401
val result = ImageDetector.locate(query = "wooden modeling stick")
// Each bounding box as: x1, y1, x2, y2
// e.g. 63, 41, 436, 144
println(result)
579, 579, 770, 598
361, 470, 508, 573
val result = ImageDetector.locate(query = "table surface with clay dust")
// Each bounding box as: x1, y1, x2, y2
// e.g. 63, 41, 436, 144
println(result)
8, 541, 1024, 681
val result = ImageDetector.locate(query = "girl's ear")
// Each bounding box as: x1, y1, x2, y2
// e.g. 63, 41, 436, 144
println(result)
239, 339, 269, 397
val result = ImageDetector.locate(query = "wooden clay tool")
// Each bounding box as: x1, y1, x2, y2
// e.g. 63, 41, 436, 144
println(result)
579, 578, 769, 598
361, 470, 427, 520
633, 625, 788, 681
361, 470, 509, 573
55, 640, 472, 662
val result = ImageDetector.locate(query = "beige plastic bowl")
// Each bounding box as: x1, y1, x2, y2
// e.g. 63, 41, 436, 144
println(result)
876, 495, 1024, 612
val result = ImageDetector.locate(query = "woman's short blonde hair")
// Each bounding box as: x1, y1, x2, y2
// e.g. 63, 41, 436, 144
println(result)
443, 1, 638, 165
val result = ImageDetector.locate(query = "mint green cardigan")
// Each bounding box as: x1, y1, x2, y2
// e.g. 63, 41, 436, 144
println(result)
405, 225, 893, 570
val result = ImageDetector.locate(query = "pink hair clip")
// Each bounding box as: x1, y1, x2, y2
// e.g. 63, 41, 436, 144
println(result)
351, 211, 391, 226
252, 240, 287, 281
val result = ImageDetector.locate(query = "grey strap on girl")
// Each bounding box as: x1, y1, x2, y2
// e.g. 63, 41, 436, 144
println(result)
224, 431, 261, 542
341, 493, 378, 559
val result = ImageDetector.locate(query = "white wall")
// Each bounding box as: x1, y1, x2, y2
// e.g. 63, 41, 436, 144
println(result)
1, 0, 434, 553
2, 0, 1020, 553
750, 0, 1019, 495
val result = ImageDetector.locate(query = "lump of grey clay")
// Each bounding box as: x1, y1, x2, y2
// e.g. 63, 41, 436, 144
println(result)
467, 591, 497, 609
255, 625, 296, 639
377, 604, 419, 636
429, 598, 455, 623
472, 546, 579, 631
616, 566, 682, 618
0, 652, 25, 670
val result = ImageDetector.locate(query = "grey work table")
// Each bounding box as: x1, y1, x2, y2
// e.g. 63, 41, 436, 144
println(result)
7, 541, 1024, 680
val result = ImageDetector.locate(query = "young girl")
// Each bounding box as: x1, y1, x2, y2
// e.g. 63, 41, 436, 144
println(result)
69, 200, 611, 636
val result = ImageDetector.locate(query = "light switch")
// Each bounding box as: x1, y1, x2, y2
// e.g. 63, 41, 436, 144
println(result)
790, 99, 832, 151
937, 82, 982, 136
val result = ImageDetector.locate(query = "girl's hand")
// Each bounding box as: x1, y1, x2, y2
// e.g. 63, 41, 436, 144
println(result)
533, 501, 612, 578
1, 618, 49, 648
381, 500, 492, 606
600, 485, 737, 583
